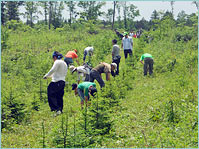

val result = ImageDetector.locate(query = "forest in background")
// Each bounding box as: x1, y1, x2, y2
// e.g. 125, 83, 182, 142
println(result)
1, 1, 198, 148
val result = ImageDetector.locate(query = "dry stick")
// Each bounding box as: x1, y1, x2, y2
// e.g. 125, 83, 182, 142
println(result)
65, 113, 68, 148
40, 77, 42, 101
96, 93, 99, 128
73, 114, 76, 147
141, 130, 148, 147
42, 120, 46, 148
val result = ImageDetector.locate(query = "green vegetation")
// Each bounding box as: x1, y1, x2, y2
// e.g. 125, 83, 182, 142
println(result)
1, 3, 198, 148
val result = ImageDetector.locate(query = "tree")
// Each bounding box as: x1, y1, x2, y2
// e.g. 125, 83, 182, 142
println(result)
126, 4, 140, 29
105, 8, 113, 23
6, 1, 23, 21
116, 2, 122, 28
170, 1, 175, 16
39, 1, 48, 25
151, 10, 159, 20
23, 2, 40, 27
65, 1, 77, 25
48, 1, 53, 29
112, 1, 117, 30
192, 1, 199, 10
77, 1, 106, 21
176, 10, 187, 25
1, 1, 7, 25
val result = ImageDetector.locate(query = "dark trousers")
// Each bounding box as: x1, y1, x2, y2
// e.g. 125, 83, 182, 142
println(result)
47, 80, 65, 112
144, 58, 154, 76
90, 70, 105, 88
124, 49, 132, 59
112, 58, 120, 76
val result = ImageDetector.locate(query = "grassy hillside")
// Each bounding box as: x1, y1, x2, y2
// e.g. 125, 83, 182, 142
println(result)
1, 18, 198, 148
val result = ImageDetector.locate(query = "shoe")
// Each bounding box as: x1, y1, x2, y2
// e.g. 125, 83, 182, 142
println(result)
57, 110, 62, 115
53, 110, 62, 117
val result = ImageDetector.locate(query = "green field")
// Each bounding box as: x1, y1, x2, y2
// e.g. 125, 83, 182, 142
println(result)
1, 15, 198, 148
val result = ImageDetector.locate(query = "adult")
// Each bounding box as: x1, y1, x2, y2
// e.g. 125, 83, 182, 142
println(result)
64, 49, 79, 66
69, 64, 92, 84
83, 46, 94, 62
112, 39, 121, 76
140, 53, 154, 76
121, 32, 133, 59
129, 30, 135, 37
43, 51, 68, 116
114, 29, 124, 39
72, 82, 97, 109
90, 62, 117, 88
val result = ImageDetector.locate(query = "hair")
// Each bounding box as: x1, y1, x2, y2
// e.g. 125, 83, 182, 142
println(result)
112, 39, 117, 44
72, 83, 78, 90
90, 87, 97, 97
52, 51, 63, 59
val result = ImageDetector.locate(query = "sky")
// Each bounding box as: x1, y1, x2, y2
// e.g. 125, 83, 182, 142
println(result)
19, 1, 198, 22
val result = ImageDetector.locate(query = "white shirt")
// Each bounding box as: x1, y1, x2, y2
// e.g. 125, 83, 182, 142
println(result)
76, 66, 90, 81
44, 59, 67, 82
122, 36, 133, 50
129, 33, 134, 37
84, 47, 94, 53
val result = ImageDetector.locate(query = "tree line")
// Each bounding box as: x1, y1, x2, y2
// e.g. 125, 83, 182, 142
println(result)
1, 1, 198, 31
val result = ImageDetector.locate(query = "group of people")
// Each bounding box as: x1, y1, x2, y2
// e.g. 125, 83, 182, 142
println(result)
43, 33, 154, 116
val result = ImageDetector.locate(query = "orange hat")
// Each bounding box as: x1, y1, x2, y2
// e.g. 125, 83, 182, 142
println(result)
74, 49, 78, 53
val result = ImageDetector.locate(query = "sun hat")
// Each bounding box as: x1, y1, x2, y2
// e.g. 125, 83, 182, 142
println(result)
111, 63, 117, 69
69, 65, 76, 72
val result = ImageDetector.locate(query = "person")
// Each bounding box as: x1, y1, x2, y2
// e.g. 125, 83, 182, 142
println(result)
140, 53, 154, 76
64, 49, 79, 66
69, 64, 92, 84
90, 62, 117, 88
83, 46, 94, 63
43, 51, 68, 116
129, 30, 135, 37
112, 39, 121, 76
121, 32, 133, 59
114, 29, 124, 39
72, 82, 97, 109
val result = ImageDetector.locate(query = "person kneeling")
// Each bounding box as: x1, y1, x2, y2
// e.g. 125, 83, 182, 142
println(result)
72, 82, 97, 109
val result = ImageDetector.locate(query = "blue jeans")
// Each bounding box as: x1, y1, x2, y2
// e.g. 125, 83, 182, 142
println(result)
78, 88, 89, 101
64, 57, 73, 66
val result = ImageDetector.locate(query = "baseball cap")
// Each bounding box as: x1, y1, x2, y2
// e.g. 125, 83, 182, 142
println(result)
72, 83, 77, 90
123, 32, 128, 36
74, 49, 78, 53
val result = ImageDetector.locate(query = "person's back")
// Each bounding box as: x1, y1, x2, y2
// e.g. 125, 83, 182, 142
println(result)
122, 36, 133, 50
78, 82, 96, 96
112, 44, 120, 60
44, 59, 67, 82
65, 51, 78, 59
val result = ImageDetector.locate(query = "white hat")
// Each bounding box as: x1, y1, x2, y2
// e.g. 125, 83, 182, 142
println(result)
111, 63, 117, 69
69, 65, 75, 72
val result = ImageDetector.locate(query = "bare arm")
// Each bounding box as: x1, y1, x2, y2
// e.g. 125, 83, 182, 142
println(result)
140, 60, 144, 64
106, 73, 110, 81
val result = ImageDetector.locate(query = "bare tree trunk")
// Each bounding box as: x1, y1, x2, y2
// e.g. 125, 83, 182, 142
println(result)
44, 2, 47, 25
112, 1, 116, 30
123, 1, 127, 29
30, 2, 33, 28
49, 2, 52, 29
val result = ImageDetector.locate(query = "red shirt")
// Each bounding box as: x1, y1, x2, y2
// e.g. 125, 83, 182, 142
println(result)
65, 51, 78, 59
